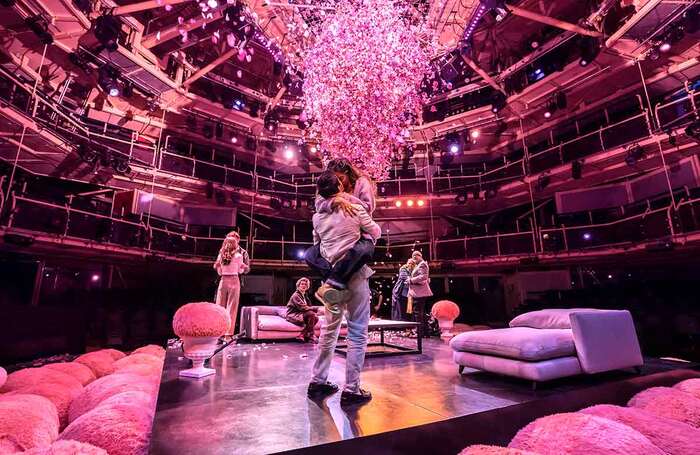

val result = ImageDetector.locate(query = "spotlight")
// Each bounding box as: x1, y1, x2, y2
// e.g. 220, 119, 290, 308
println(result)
207, 0, 218, 8
543, 107, 553, 119
449, 143, 460, 154
121, 81, 134, 98
98, 65, 120, 97
659, 42, 672, 53
406, 199, 414, 207
77, 143, 98, 164
686, 120, 700, 142
395, 200, 402, 207
281, 199, 293, 209
310, 145, 317, 154
264, 111, 279, 133
24, 16, 53, 45
582, 232, 592, 241
417, 199, 425, 207
296, 249, 305, 259
491, 91, 507, 113
91, 274, 100, 282
94, 15, 121, 52
283, 147, 295, 160
111, 157, 132, 175
233, 98, 245, 110
625, 144, 645, 166
578, 36, 601, 67
230, 134, 238, 144
470, 130, 480, 139
145, 97, 159, 112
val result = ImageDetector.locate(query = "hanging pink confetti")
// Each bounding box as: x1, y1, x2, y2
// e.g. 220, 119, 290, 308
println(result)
302, 0, 430, 180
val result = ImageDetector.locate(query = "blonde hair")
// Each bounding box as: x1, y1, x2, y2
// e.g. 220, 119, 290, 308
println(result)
219, 236, 239, 265
296, 277, 310, 289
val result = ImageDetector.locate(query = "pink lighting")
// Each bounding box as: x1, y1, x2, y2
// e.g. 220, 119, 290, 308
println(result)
395, 200, 402, 207
417, 199, 425, 207
283, 148, 295, 160
91, 274, 100, 282
406, 200, 414, 207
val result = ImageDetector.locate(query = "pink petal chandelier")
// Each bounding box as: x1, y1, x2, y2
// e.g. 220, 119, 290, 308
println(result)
303, 0, 431, 180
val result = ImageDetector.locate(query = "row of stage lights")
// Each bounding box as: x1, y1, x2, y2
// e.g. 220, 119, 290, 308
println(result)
394, 199, 426, 208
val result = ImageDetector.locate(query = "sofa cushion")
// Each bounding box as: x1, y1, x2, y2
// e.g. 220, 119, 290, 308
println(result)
509, 308, 597, 329
449, 327, 575, 361
454, 351, 581, 382
257, 315, 304, 332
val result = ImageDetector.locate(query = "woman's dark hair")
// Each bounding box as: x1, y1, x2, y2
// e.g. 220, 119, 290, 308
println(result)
326, 158, 361, 190
317, 171, 341, 198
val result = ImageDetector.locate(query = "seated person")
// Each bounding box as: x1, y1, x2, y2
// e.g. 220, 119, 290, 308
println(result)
309, 171, 381, 313
305, 159, 377, 304
285, 277, 319, 343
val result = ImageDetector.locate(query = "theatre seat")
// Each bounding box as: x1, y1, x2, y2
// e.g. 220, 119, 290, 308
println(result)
450, 309, 643, 385
241, 306, 348, 340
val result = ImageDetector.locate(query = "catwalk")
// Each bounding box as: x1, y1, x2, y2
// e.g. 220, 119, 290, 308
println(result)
149, 337, 698, 455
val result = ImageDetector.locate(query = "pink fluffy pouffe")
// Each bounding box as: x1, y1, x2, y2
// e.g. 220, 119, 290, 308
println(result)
9, 379, 84, 430
0, 367, 82, 393
0, 366, 6, 389
172, 301, 231, 337
132, 344, 166, 359
23, 440, 107, 455
0, 393, 59, 452
628, 386, 700, 428
459, 445, 539, 455
114, 362, 162, 380
74, 351, 116, 378
44, 362, 96, 386
581, 404, 700, 455
508, 412, 664, 455
431, 300, 461, 320
114, 353, 161, 369
674, 378, 700, 400
68, 373, 158, 423
59, 403, 153, 455
94, 391, 157, 418
98, 348, 126, 361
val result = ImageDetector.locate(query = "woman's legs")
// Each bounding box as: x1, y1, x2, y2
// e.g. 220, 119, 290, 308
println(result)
216, 276, 241, 337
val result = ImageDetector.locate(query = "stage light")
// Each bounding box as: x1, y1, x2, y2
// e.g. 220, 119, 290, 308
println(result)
25, 16, 53, 45
111, 157, 131, 175
607, 274, 613, 279
98, 65, 120, 97
94, 15, 121, 52
544, 109, 552, 119
283, 147, 295, 160
140, 193, 154, 203
91, 274, 100, 282
395, 200, 402, 207
77, 143, 99, 164
578, 37, 601, 67
417, 199, 425, 207
230, 135, 238, 144
659, 42, 672, 53
207, 0, 218, 8
582, 232, 592, 241
686, 120, 700, 142
406, 199, 414, 207
470, 130, 480, 139
449, 143, 460, 154
296, 249, 305, 259
625, 144, 645, 166
491, 91, 507, 113
310, 145, 317, 153
233, 99, 245, 110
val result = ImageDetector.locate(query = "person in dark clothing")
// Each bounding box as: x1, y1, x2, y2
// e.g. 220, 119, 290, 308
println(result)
285, 278, 320, 343
391, 259, 415, 321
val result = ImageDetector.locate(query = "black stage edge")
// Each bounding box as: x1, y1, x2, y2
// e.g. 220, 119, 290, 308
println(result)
150, 338, 699, 455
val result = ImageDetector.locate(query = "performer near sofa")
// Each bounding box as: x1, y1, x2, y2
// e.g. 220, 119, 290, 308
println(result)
285, 277, 320, 343
213, 231, 250, 341
408, 250, 432, 339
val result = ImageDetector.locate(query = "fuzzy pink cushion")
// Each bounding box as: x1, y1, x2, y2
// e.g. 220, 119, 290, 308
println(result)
0, 393, 59, 452
431, 300, 460, 320
9, 380, 83, 430
23, 440, 107, 455
114, 362, 162, 380
0, 367, 82, 393
674, 378, 700, 400
44, 363, 96, 386
172, 302, 230, 337
459, 446, 539, 455
581, 404, 700, 455
628, 387, 700, 428
114, 353, 161, 369
98, 349, 126, 361
60, 403, 152, 455
94, 391, 156, 417
68, 373, 158, 423
74, 352, 115, 378
0, 367, 6, 389
131, 345, 166, 359
508, 412, 663, 454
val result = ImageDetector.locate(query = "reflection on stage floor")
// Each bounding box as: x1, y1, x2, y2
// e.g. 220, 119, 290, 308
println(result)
149, 335, 697, 455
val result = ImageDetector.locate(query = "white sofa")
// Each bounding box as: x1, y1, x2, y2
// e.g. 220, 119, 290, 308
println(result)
241, 305, 348, 340
450, 309, 643, 386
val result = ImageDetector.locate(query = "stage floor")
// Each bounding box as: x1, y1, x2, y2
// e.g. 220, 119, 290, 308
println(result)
149, 335, 697, 455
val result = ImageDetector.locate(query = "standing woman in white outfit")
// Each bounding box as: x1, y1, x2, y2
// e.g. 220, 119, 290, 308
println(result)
214, 231, 250, 340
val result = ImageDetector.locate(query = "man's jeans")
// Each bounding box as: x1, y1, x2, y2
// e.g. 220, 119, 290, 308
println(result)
311, 267, 371, 393
304, 238, 375, 290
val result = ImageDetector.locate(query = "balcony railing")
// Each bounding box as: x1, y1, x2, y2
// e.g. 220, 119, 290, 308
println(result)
6, 193, 700, 265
